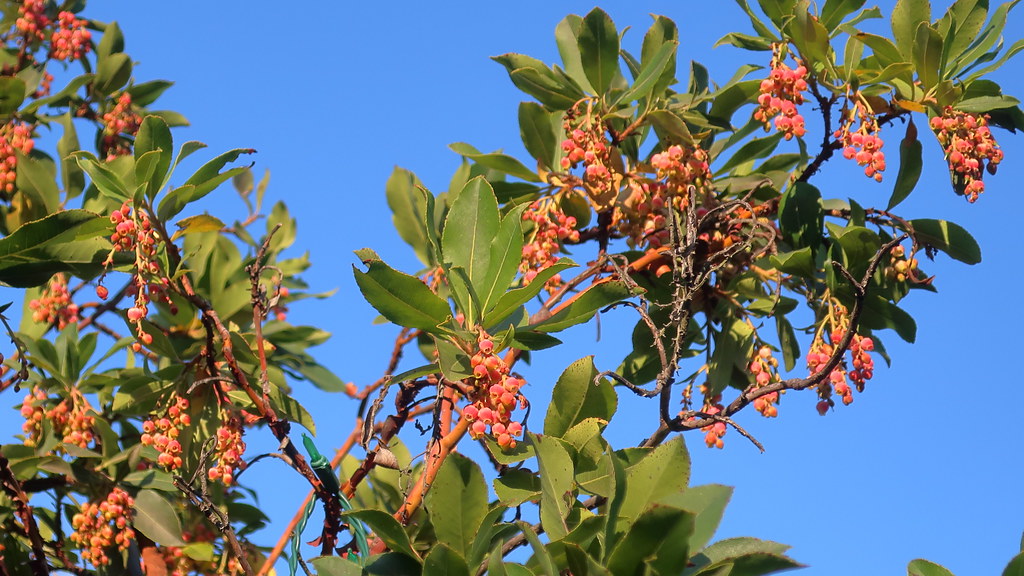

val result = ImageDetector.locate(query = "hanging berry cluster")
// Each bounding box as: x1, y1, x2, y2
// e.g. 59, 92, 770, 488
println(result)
141, 396, 191, 470
15, 0, 91, 62
834, 93, 886, 182
29, 272, 79, 328
749, 345, 781, 418
20, 386, 96, 449
69, 487, 135, 567
807, 303, 876, 414
930, 107, 1004, 202
207, 414, 246, 485
0, 121, 34, 194
520, 200, 579, 294
560, 102, 617, 206
104, 201, 176, 352
100, 92, 142, 160
753, 45, 808, 140
464, 337, 525, 450
885, 244, 919, 283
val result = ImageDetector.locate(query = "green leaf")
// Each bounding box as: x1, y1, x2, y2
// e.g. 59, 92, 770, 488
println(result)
383, 167, 432, 266
311, 556, 364, 576
449, 143, 540, 183
907, 218, 981, 264
507, 66, 583, 110
425, 453, 488, 557
821, 0, 868, 31
97, 21, 125, 59
483, 259, 577, 327
717, 133, 783, 175
0, 210, 113, 287
555, 15, 596, 94
353, 250, 452, 333
687, 537, 800, 574
888, 120, 923, 209
648, 109, 695, 146
607, 505, 694, 576
157, 148, 255, 220
519, 102, 558, 171
134, 116, 173, 200
619, 41, 678, 103
0, 77, 26, 114
344, 509, 420, 562
861, 295, 917, 343
132, 489, 186, 546
619, 436, 690, 522
73, 152, 131, 203
531, 434, 575, 541
435, 337, 474, 381
441, 176, 501, 324
891, 0, 932, 62
912, 24, 944, 90
494, 468, 542, 506
544, 357, 617, 438
518, 520, 558, 576
776, 316, 799, 372
122, 469, 177, 492
641, 15, 679, 96
16, 151, 61, 214
480, 204, 528, 315
95, 52, 132, 95
56, 113, 85, 201
422, 544, 470, 576
778, 182, 823, 250
170, 214, 225, 241
578, 8, 620, 94
663, 484, 733, 554
907, 558, 956, 576
534, 280, 638, 333
785, 9, 832, 70
1003, 553, 1024, 576
182, 543, 215, 562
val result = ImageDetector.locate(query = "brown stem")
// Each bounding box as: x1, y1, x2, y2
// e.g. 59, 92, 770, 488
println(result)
0, 453, 50, 575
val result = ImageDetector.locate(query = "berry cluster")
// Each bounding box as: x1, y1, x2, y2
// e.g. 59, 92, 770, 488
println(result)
29, 272, 79, 329
100, 93, 141, 160
560, 106, 616, 206
141, 396, 191, 471
753, 47, 808, 140
464, 337, 525, 450
20, 387, 96, 449
807, 304, 876, 413
930, 107, 1004, 202
50, 11, 91, 61
834, 96, 886, 182
520, 202, 579, 293
69, 487, 135, 567
106, 202, 175, 351
0, 121, 36, 194
699, 403, 727, 449
208, 416, 246, 485
15, 0, 49, 44
749, 346, 780, 418
885, 245, 918, 283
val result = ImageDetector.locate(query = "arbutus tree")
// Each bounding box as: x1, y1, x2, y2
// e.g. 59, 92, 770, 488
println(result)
0, 1, 1022, 575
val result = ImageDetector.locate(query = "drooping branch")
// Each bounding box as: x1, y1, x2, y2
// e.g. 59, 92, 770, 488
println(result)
0, 453, 50, 576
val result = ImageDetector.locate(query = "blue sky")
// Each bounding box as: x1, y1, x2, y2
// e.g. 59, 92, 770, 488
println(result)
9, 1, 1024, 574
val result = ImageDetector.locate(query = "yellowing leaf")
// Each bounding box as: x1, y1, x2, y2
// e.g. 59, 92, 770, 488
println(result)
171, 214, 226, 241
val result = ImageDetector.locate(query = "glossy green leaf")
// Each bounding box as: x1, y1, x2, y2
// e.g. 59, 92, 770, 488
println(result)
132, 489, 186, 546
907, 558, 956, 576
518, 520, 558, 576
73, 152, 131, 203
55, 113, 85, 201
311, 556, 363, 576
531, 433, 575, 541
435, 336, 474, 381
821, 0, 868, 31
891, 0, 932, 61
344, 509, 420, 562
134, 116, 173, 200
715, 32, 774, 51
534, 280, 638, 333
1003, 553, 1024, 576
861, 295, 917, 343
0, 210, 113, 287
480, 204, 528, 315
97, 21, 125, 58
618, 436, 690, 522
122, 469, 177, 492
779, 182, 823, 249
519, 102, 558, 170
555, 15, 596, 94
544, 357, 616, 438
641, 16, 679, 96
785, 9, 832, 70
353, 250, 452, 333
0, 77, 26, 114
663, 484, 733, 554
483, 259, 576, 327
619, 41, 678, 103
450, 142, 540, 183
494, 468, 541, 506
508, 67, 583, 110
907, 218, 981, 264
95, 52, 132, 94
442, 176, 500, 323
157, 148, 255, 220
888, 120, 923, 209
578, 8, 619, 94
607, 505, 694, 576
949, 0, 1017, 76
16, 151, 61, 214
852, 32, 905, 68
383, 167, 432, 266
913, 24, 944, 89
422, 544, 470, 576
776, 315, 799, 372
182, 543, 215, 562
648, 109, 695, 146
425, 453, 488, 557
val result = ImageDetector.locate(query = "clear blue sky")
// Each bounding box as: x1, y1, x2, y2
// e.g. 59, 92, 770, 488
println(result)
11, 2, 1024, 574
